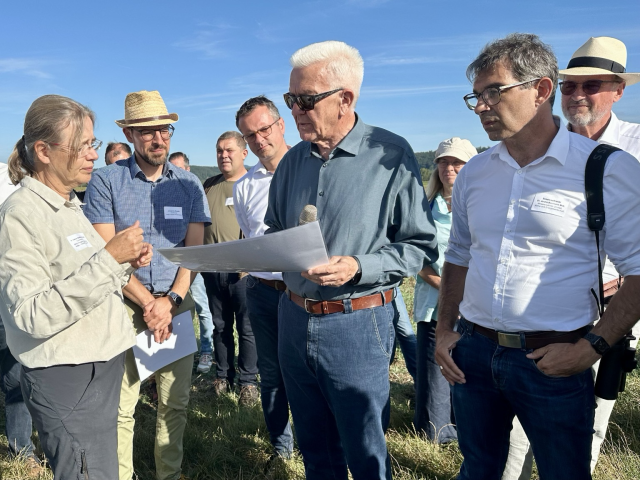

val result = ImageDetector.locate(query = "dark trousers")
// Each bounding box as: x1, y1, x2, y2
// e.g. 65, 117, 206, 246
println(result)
21, 353, 126, 480
0, 321, 35, 459
413, 321, 457, 443
203, 272, 258, 386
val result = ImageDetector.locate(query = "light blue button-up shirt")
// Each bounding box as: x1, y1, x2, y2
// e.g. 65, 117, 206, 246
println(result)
265, 115, 438, 300
83, 155, 211, 293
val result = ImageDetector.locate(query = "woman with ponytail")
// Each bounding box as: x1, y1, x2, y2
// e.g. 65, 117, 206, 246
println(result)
0, 95, 151, 479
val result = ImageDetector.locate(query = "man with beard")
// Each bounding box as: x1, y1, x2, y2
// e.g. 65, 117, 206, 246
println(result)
84, 90, 210, 480
503, 36, 640, 480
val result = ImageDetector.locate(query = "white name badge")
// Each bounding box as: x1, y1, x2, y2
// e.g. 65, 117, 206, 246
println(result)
225, 197, 234, 206
67, 233, 91, 252
164, 206, 183, 220
530, 193, 567, 217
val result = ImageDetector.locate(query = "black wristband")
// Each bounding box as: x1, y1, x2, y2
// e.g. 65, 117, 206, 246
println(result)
349, 257, 362, 285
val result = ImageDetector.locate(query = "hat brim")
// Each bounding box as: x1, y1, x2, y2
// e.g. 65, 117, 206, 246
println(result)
115, 113, 179, 128
559, 67, 640, 86
435, 148, 473, 163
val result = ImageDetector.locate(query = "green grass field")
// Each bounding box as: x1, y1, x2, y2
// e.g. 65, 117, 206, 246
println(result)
2, 280, 639, 479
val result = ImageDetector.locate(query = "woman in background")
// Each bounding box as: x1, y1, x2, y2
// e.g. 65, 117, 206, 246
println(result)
413, 137, 476, 443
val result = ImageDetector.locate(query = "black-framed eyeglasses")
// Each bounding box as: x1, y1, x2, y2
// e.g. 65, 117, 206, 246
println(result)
463, 78, 541, 110
241, 118, 280, 143
559, 80, 620, 96
283, 88, 344, 111
132, 124, 175, 141
49, 139, 103, 156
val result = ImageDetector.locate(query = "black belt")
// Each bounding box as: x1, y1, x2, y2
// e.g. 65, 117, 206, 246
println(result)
465, 319, 590, 349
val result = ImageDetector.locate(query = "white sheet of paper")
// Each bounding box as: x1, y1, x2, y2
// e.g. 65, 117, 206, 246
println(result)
133, 310, 197, 381
157, 221, 329, 272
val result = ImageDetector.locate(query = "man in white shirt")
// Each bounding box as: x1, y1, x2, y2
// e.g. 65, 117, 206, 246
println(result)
233, 96, 294, 463
504, 36, 640, 479
435, 33, 640, 480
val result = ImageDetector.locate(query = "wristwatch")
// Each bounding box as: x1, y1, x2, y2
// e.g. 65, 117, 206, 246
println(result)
167, 291, 183, 307
583, 332, 610, 355
349, 257, 362, 285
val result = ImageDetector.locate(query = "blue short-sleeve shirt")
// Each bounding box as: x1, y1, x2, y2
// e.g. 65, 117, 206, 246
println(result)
84, 155, 211, 293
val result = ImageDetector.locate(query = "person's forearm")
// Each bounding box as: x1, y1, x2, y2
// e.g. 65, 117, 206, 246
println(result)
436, 262, 468, 331
123, 275, 155, 309
169, 267, 195, 299
418, 265, 441, 289
592, 275, 640, 345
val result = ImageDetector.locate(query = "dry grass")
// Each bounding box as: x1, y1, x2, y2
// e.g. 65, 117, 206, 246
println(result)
1, 279, 639, 479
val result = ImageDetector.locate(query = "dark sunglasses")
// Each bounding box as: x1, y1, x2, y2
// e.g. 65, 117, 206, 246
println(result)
559, 80, 620, 96
283, 88, 343, 111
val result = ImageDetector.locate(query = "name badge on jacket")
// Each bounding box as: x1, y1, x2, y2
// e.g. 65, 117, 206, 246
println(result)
225, 197, 234, 206
164, 207, 183, 220
67, 233, 92, 252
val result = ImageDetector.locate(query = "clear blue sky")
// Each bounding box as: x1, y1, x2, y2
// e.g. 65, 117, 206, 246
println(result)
1, 0, 639, 166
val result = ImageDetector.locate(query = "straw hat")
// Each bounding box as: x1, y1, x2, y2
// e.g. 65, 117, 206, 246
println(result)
559, 37, 640, 86
435, 137, 477, 163
115, 90, 179, 128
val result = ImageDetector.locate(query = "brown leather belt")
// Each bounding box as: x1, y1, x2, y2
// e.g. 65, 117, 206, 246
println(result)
469, 321, 591, 349
259, 278, 287, 292
288, 289, 394, 315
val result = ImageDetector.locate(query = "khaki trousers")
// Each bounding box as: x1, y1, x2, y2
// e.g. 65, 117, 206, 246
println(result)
118, 294, 195, 480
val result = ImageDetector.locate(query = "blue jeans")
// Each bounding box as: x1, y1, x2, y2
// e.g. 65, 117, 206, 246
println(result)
203, 272, 257, 386
452, 318, 595, 480
278, 293, 395, 480
414, 320, 457, 443
245, 276, 293, 456
392, 288, 417, 381
0, 320, 35, 459
190, 273, 214, 356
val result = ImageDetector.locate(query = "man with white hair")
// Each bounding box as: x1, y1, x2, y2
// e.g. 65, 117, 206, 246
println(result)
265, 40, 437, 480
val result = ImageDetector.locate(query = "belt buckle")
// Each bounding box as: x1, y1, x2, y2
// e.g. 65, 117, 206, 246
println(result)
497, 331, 522, 348
304, 298, 314, 313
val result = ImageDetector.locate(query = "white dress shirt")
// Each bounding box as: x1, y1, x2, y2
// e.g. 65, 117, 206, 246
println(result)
445, 121, 640, 332
233, 161, 283, 281
570, 112, 640, 282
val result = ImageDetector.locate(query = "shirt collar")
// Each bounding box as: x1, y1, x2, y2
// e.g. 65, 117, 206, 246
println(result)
597, 111, 620, 146
310, 113, 363, 159
493, 115, 569, 168
20, 176, 80, 211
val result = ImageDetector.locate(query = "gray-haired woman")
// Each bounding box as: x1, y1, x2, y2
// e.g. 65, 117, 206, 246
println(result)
0, 94, 151, 479
413, 137, 476, 443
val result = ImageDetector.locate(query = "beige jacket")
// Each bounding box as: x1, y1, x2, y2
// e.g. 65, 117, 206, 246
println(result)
0, 177, 135, 367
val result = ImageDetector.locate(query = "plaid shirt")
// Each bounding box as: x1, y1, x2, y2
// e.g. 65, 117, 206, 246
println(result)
84, 155, 211, 293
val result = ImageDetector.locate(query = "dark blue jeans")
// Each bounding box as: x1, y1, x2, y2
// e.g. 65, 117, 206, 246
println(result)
245, 276, 293, 456
203, 272, 258, 386
278, 293, 395, 480
414, 320, 457, 443
452, 318, 594, 480
0, 321, 35, 459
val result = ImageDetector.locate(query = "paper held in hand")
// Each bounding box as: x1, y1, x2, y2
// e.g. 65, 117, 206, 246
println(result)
157, 221, 329, 272
133, 310, 197, 381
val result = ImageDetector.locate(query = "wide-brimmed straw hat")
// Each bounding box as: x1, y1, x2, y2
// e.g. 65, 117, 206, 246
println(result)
435, 137, 477, 163
115, 90, 179, 128
559, 37, 640, 86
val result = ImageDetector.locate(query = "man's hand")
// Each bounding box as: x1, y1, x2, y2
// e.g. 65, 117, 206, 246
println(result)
527, 339, 600, 377
105, 221, 144, 264
435, 328, 466, 385
130, 243, 153, 269
302, 256, 359, 287
143, 297, 176, 343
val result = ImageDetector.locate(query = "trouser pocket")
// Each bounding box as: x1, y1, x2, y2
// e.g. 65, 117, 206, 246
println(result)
74, 444, 90, 479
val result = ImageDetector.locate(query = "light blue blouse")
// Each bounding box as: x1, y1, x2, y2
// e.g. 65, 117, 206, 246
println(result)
413, 193, 451, 322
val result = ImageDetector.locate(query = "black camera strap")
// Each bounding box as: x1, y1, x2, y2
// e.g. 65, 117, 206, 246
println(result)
585, 144, 621, 317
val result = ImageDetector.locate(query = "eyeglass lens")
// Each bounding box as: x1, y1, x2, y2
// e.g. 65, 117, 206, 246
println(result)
559, 80, 607, 96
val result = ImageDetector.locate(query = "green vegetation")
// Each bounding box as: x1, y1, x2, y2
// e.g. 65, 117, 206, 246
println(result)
3, 279, 637, 479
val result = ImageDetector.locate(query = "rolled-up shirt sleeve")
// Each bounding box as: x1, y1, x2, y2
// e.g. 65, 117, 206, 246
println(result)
0, 206, 129, 339
445, 164, 472, 267
602, 150, 640, 276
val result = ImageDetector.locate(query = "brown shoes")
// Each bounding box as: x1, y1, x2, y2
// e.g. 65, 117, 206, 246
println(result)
212, 377, 231, 396
238, 384, 260, 406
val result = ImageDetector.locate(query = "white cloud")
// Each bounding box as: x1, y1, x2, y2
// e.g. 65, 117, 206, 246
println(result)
172, 31, 226, 58
0, 58, 52, 78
